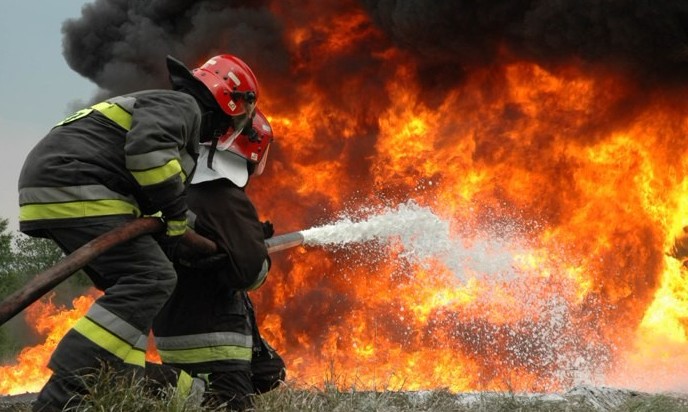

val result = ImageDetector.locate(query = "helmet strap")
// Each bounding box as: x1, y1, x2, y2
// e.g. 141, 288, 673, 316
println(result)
207, 135, 220, 170
199, 111, 214, 143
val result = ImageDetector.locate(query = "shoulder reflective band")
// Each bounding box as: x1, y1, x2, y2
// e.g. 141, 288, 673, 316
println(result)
55, 107, 94, 127
54, 102, 133, 130
91, 101, 133, 131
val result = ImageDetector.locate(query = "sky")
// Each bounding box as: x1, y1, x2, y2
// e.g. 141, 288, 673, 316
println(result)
0, 1, 95, 233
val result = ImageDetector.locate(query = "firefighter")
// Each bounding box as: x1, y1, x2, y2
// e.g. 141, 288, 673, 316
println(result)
19, 54, 259, 412
152, 108, 286, 411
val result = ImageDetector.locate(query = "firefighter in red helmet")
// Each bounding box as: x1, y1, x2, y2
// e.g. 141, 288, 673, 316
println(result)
153, 109, 285, 410
19, 53, 260, 412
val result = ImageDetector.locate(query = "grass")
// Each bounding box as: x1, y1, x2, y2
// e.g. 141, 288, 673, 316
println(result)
66, 367, 200, 412
252, 385, 688, 412
1, 370, 687, 412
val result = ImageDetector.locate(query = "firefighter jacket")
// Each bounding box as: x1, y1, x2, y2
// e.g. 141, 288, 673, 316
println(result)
18, 90, 201, 236
153, 178, 270, 373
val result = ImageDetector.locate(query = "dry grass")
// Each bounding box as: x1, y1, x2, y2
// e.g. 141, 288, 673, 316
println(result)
252, 382, 688, 412
2, 372, 687, 412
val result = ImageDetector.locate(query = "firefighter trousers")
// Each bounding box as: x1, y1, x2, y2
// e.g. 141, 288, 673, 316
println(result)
33, 219, 177, 410
201, 338, 286, 411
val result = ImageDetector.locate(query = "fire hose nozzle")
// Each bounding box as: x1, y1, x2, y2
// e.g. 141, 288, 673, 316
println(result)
266, 231, 305, 254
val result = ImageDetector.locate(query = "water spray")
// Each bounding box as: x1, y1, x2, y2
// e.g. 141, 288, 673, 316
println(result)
0, 200, 517, 326
267, 201, 452, 258
270, 200, 521, 280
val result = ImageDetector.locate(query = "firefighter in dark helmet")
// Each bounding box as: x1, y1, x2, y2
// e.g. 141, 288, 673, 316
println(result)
18, 53, 260, 412
153, 108, 286, 411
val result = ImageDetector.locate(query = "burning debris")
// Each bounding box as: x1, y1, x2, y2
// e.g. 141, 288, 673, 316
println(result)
3, 0, 688, 398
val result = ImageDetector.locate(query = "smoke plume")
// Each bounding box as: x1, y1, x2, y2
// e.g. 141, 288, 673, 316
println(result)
62, 0, 688, 107
360, 0, 688, 85
62, 0, 290, 98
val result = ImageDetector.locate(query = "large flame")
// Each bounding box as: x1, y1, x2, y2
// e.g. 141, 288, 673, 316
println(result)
248, 6, 688, 392
0, 292, 99, 395
2, 2, 688, 396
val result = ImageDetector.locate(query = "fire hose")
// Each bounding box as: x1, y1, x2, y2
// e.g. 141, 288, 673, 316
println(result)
0, 217, 305, 326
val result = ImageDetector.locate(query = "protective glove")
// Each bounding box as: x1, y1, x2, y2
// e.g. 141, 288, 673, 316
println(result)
262, 220, 274, 239
669, 226, 688, 261
157, 213, 188, 261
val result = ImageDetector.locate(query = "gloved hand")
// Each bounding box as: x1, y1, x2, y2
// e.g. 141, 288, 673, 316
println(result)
262, 220, 274, 239
669, 226, 688, 261
158, 213, 188, 261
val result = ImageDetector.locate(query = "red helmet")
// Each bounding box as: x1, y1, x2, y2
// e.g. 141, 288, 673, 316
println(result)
192, 54, 259, 117
216, 109, 274, 176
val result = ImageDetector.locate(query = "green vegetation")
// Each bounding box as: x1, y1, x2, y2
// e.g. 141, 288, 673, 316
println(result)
252, 386, 688, 411
0, 219, 20, 301
1, 378, 688, 412
0, 219, 89, 363
0, 218, 66, 302
70, 367, 213, 412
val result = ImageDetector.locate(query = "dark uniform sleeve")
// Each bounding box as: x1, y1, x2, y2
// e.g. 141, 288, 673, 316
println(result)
125, 91, 201, 219
186, 179, 269, 290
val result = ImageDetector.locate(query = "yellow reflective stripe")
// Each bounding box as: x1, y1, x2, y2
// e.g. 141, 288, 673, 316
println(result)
72, 317, 144, 366
158, 345, 252, 364
54, 101, 132, 129
176, 370, 193, 399
86, 303, 144, 347
55, 108, 94, 126
166, 218, 187, 237
131, 159, 182, 186
123, 348, 146, 367
92, 102, 132, 131
19, 199, 140, 221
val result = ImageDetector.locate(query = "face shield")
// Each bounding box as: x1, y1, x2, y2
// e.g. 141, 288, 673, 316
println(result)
253, 143, 271, 176
216, 92, 257, 151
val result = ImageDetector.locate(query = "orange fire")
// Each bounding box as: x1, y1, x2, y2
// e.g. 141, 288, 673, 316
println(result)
2, 1, 688, 396
0, 290, 163, 396
250, 3, 688, 393
0, 291, 99, 395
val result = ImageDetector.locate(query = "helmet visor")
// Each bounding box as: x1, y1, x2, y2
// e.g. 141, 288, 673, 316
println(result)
216, 106, 255, 151
254, 144, 271, 176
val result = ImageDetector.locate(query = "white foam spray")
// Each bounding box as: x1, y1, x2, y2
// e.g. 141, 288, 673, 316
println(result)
302, 200, 448, 257
298, 200, 617, 390
300, 200, 522, 279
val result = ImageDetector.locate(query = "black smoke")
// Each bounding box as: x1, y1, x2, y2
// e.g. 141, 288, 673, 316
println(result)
63, 0, 688, 101
360, 0, 688, 85
62, 0, 291, 98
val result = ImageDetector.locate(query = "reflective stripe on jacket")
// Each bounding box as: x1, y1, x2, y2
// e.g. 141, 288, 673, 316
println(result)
18, 90, 200, 233
155, 330, 253, 364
